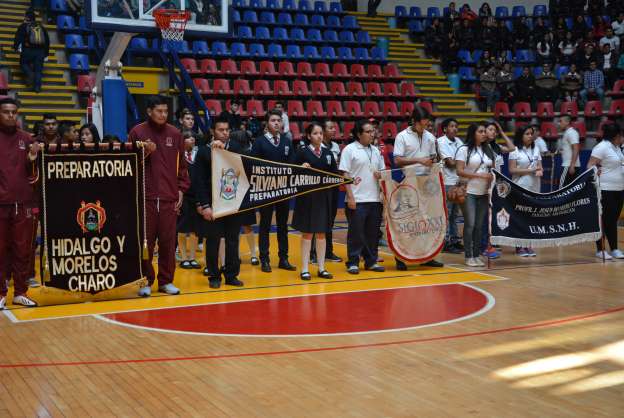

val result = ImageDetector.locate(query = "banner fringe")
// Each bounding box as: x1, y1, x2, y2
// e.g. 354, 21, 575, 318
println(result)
490, 232, 602, 248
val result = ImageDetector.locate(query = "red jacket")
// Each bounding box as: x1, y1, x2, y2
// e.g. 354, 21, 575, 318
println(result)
128, 120, 190, 201
0, 126, 37, 206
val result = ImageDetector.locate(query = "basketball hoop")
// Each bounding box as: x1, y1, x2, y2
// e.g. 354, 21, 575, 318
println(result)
154, 9, 191, 44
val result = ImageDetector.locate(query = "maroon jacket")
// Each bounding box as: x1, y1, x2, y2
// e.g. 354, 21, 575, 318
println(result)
128, 120, 190, 201
0, 126, 37, 206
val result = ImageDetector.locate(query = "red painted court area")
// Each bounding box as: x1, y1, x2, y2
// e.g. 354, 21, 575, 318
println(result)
105, 284, 489, 335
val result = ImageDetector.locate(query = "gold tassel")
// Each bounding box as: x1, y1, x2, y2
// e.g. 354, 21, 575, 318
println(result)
42, 252, 51, 283
142, 239, 149, 260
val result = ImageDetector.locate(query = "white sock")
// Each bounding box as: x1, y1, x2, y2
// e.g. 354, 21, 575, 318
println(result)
218, 238, 225, 267
316, 239, 326, 272
301, 238, 311, 273
244, 232, 257, 257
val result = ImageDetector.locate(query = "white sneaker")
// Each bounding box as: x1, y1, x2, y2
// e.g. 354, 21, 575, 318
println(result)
465, 258, 479, 267
474, 257, 486, 267
610, 249, 624, 259
158, 283, 180, 295
596, 251, 613, 260
0, 296, 5, 310
138, 285, 152, 297
13, 295, 37, 307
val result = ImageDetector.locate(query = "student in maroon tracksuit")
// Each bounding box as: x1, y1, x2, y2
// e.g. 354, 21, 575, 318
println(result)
0, 97, 41, 309
128, 95, 190, 297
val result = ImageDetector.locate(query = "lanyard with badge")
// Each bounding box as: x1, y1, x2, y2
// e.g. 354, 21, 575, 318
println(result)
363, 145, 376, 172
522, 147, 535, 169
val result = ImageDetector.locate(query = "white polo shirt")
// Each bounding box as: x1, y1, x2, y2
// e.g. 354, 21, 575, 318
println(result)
509, 146, 542, 192
455, 145, 493, 196
534, 136, 548, 155
339, 141, 385, 203
437, 135, 464, 186
560, 127, 581, 167
591, 140, 624, 191
393, 127, 437, 175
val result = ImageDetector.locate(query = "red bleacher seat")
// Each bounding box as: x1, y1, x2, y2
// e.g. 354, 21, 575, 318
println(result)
204, 99, 222, 116
559, 101, 578, 117
400, 101, 415, 116
296, 62, 314, 77
571, 121, 586, 138
293, 80, 310, 96
220, 59, 240, 76
494, 102, 511, 119
381, 121, 398, 139
383, 82, 399, 98
240, 60, 259, 76
180, 58, 200, 75
259, 61, 278, 76
246, 100, 265, 117
213, 79, 233, 94
607, 99, 624, 117
274, 80, 293, 96
584, 100, 603, 118
193, 78, 211, 94
418, 101, 433, 114
347, 82, 365, 97
77, 74, 95, 94
200, 59, 219, 75
311, 81, 330, 97
314, 63, 331, 78
366, 82, 382, 97
363, 102, 381, 117
289, 122, 301, 140
278, 61, 296, 77
607, 79, 624, 98
383, 102, 400, 117
513, 102, 532, 118
333, 63, 349, 78
288, 100, 305, 117
342, 122, 355, 139
597, 120, 613, 137
540, 122, 558, 139
233, 79, 252, 96
384, 64, 401, 79
252, 79, 272, 96
329, 81, 347, 97
267, 100, 279, 110
367, 64, 384, 79
326, 101, 345, 117
400, 82, 417, 98
345, 101, 363, 117
0, 73, 8, 92
350, 64, 366, 79
536, 102, 554, 119
306, 100, 326, 117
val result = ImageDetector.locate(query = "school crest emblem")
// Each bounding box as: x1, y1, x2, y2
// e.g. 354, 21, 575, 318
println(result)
496, 180, 511, 198
496, 208, 510, 231
220, 168, 240, 200
76, 201, 107, 233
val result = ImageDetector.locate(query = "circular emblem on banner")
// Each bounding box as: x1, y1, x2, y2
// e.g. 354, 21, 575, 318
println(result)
389, 184, 420, 220
76, 201, 107, 233
496, 180, 511, 198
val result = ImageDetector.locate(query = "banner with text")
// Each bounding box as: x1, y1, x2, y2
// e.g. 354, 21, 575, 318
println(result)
490, 168, 601, 248
39, 150, 146, 305
380, 164, 447, 263
211, 148, 351, 218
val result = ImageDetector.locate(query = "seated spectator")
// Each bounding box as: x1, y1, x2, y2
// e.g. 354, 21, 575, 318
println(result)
612, 12, 624, 40
600, 28, 621, 53
460, 4, 478, 21
476, 49, 494, 75
580, 60, 606, 104
480, 17, 497, 52
513, 17, 530, 50
588, 0, 605, 17
554, 17, 567, 38
572, 15, 588, 41
479, 65, 499, 111
593, 15, 609, 41
532, 18, 549, 45
570, 0, 586, 16
425, 18, 445, 58
494, 49, 510, 68
599, 44, 619, 88
496, 20, 512, 52
514, 66, 535, 104
617, 52, 624, 78
562, 63, 583, 102
219, 100, 242, 131
536, 33, 554, 64
478, 2, 492, 18
98, 0, 134, 19
581, 30, 598, 51
442, 30, 460, 72
459, 18, 476, 49
558, 31, 578, 65
534, 63, 560, 103
444, 1, 460, 30
578, 44, 598, 71
497, 63, 514, 103
607, 0, 624, 19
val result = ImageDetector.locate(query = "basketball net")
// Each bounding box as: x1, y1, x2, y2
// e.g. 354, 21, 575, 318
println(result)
154, 9, 190, 49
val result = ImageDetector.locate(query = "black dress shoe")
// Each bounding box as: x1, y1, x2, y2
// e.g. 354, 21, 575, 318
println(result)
326, 253, 343, 262
421, 259, 444, 267
250, 256, 260, 266
318, 270, 333, 279
395, 258, 408, 271
225, 278, 244, 287
261, 261, 272, 272
278, 260, 296, 271
300, 271, 311, 281
209, 280, 221, 289
203, 267, 210, 276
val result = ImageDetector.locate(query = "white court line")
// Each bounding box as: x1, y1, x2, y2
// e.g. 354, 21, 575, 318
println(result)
92, 283, 496, 338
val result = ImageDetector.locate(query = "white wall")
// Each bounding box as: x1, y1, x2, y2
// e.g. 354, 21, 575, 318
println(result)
357, 0, 547, 15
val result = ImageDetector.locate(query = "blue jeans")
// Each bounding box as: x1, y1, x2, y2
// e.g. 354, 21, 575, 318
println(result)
461, 194, 489, 258
445, 185, 461, 244
345, 202, 382, 268
580, 88, 605, 104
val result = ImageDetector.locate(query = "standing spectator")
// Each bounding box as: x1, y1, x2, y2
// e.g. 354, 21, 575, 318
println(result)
339, 120, 386, 274
532, 18, 549, 46
587, 123, 624, 260
599, 44, 619, 88
456, 123, 494, 267
425, 18, 445, 58
188, 0, 208, 24
444, 2, 460, 32
513, 17, 530, 50
438, 118, 464, 254
442, 29, 460, 72
580, 60, 606, 103
478, 2, 492, 18
128, 95, 190, 297
251, 110, 297, 273
274, 101, 292, 141
177, 131, 201, 270
535, 63, 560, 104
36, 113, 59, 144
479, 17, 497, 53
496, 20, 512, 53
514, 66, 535, 105
558, 115, 581, 187
562, 63, 583, 102
13, 10, 49, 93
218, 100, 242, 131
572, 15, 588, 41
366, 0, 380, 17
508, 126, 543, 257
600, 28, 621, 52
497, 62, 514, 103
558, 31, 578, 65
479, 66, 499, 111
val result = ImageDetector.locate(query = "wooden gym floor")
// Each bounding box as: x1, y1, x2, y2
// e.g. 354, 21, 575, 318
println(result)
1, 217, 623, 417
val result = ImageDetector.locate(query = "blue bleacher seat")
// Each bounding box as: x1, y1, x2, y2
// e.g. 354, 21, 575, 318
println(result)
502, 50, 513, 62
409, 6, 422, 17
408, 20, 424, 33
556, 65, 569, 79
308, 29, 322, 41
266, 0, 280, 9
443, 7, 450, 16
457, 49, 473, 64
337, 47, 354, 61
298, 0, 311, 11
356, 31, 371, 44
512, 66, 523, 79
294, 13, 309, 25
291, 28, 305, 41
495, 6, 508, 18
231, 42, 249, 57
250, 0, 263, 8
69, 54, 89, 72
585, 16, 593, 27
314, 1, 326, 12
86, 34, 105, 51
238, 26, 253, 38
311, 14, 325, 26
211, 42, 230, 57
162, 40, 190, 54
242, 10, 258, 23
249, 43, 268, 57
565, 17, 573, 30
329, 2, 342, 13
323, 30, 338, 42
427, 7, 440, 17
277, 12, 293, 25
505, 20, 513, 31
286, 45, 303, 59
233, 0, 246, 7
50, 0, 68, 13
129, 37, 149, 51
458, 66, 477, 82
343, 16, 357, 29
320, 46, 336, 60
515, 49, 534, 64
232, 10, 241, 22
339, 30, 355, 43
273, 27, 289, 40
370, 47, 385, 61
192, 40, 210, 56
259, 11, 275, 24
533, 5, 547, 16
526, 18, 534, 30
282, 0, 295, 9
268, 43, 285, 58
78, 16, 89, 32
533, 67, 542, 77
56, 15, 75, 31
355, 48, 370, 61
512, 6, 526, 17
303, 45, 319, 59
395, 6, 407, 17
256, 26, 271, 39
65, 34, 87, 50
327, 15, 340, 27
472, 49, 483, 62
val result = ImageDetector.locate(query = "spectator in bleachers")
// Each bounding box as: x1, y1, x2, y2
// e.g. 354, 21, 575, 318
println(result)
188, 0, 209, 24
98, 0, 134, 19
497, 63, 514, 103
366, 0, 381, 17
442, 28, 460, 72
495, 20, 512, 52
588, 0, 605, 17
513, 17, 531, 50
479, 17, 497, 52
476, 50, 494, 75
599, 44, 619, 88
36, 113, 59, 144
549, 0, 561, 18
66, 0, 83, 15
558, 32, 578, 65
219, 100, 242, 131
554, 17, 567, 38
206, 4, 220, 25
582, 29, 598, 50
13, 10, 49, 93
612, 12, 624, 41
460, 4, 477, 21
578, 43, 598, 70
274, 101, 292, 142
600, 28, 621, 53
593, 16, 609, 42
444, 2, 460, 30
570, 0, 586, 17
562, 63, 582, 102
479, 65, 499, 111
572, 15, 588, 41
514, 66, 535, 105
425, 18, 445, 58
534, 63, 560, 103
617, 52, 624, 78
536, 33, 554, 65
607, 0, 624, 19
532, 18, 549, 45
580, 60, 606, 104
478, 2, 492, 18
459, 19, 476, 50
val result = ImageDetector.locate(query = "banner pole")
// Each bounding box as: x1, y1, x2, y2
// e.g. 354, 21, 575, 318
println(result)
597, 174, 606, 264
549, 151, 557, 192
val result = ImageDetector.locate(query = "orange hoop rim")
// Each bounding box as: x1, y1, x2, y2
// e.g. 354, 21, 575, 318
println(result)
153, 9, 191, 29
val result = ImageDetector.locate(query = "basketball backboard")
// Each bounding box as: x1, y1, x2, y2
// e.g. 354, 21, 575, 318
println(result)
87, 0, 230, 36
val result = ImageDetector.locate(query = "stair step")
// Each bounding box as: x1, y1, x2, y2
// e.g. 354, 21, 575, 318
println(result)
2, 61, 71, 71
18, 91, 74, 99
437, 105, 472, 110
426, 93, 475, 98
11, 76, 67, 84
20, 108, 84, 115
419, 87, 457, 92
349, 11, 393, 17
0, 24, 55, 32
0, 41, 63, 49
18, 99, 78, 106
410, 75, 447, 80
414, 80, 450, 86
436, 112, 492, 117
9, 84, 75, 91
13, 69, 65, 76
3, 53, 57, 62
24, 115, 83, 123
1, 3, 30, 10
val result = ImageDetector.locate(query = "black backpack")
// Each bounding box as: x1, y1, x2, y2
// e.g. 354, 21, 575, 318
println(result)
26, 23, 45, 47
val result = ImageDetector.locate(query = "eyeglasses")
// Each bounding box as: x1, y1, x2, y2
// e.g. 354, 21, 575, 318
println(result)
363, 129, 375, 134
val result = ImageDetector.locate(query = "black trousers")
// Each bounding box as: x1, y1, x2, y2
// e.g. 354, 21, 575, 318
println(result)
258, 200, 290, 262
367, 0, 381, 16
20, 48, 45, 91
204, 215, 241, 281
345, 202, 382, 268
326, 188, 339, 256
596, 190, 624, 252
